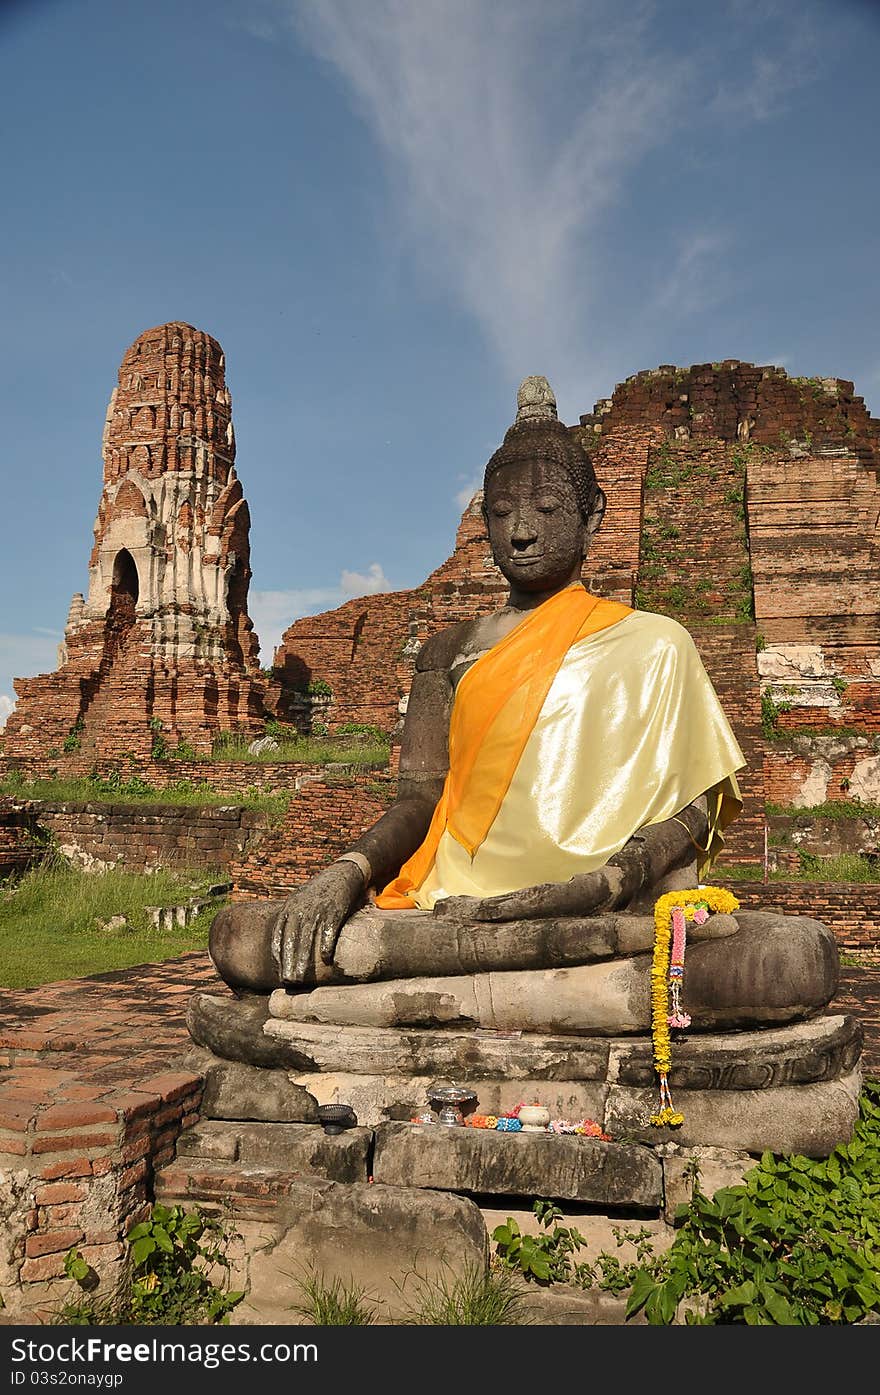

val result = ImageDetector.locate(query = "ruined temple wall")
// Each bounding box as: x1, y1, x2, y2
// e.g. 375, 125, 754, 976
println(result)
587, 362, 878, 458
231, 772, 396, 899
23, 801, 269, 875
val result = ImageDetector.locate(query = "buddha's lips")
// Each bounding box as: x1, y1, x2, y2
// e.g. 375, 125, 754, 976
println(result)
510, 553, 543, 565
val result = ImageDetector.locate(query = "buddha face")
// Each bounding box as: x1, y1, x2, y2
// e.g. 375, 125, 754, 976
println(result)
484, 457, 602, 600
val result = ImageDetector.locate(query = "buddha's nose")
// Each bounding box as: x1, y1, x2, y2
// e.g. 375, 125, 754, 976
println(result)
510, 512, 539, 546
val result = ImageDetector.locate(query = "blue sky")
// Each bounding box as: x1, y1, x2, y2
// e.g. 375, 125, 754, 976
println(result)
2, 0, 879, 724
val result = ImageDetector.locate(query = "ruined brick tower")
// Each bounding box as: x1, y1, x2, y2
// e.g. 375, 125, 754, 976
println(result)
4, 323, 267, 761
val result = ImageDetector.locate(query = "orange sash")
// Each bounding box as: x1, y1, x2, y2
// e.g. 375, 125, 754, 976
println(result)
376, 585, 632, 908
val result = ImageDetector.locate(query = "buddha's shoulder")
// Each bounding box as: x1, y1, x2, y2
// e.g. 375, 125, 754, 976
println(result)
415, 612, 504, 672
622, 609, 700, 656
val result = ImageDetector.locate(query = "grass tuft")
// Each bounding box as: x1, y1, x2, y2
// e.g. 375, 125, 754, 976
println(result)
289, 1267, 377, 1325
395, 1260, 530, 1325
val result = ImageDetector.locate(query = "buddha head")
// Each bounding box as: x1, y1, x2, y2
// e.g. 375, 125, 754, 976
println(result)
482, 376, 606, 596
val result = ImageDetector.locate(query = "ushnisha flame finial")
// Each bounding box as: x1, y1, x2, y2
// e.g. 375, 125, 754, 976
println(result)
515, 375, 558, 424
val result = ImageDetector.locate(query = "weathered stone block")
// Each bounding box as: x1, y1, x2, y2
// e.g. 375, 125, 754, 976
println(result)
604, 1067, 862, 1158
177, 1120, 370, 1183
198, 1058, 318, 1123
372, 1121, 662, 1207
236, 1180, 489, 1324
658, 1144, 754, 1223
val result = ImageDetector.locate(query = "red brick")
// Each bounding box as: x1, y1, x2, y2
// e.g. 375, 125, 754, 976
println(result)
31, 1130, 119, 1154
136, 1072, 203, 1103
81, 1229, 119, 1246
21, 1253, 68, 1282
39, 1157, 93, 1181
36, 1102, 117, 1131
34, 1181, 88, 1205
25, 1227, 83, 1258
115, 1090, 163, 1122
42, 1203, 82, 1226
0, 1106, 34, 1132
0, 1135, 28, 1156
120, 1137, 150, 1165
119, 1159, 149, 1190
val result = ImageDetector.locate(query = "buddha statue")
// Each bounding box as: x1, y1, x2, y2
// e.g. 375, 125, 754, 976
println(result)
204, 377, 841, 1051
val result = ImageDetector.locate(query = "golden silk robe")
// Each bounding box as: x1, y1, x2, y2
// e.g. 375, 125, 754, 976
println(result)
377, 587, 745, 910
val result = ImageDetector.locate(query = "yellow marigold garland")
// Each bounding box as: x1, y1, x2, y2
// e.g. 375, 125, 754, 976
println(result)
650, 886, 740, 1127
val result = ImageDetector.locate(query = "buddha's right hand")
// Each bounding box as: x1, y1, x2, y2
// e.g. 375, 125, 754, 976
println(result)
269, 861, 365, 985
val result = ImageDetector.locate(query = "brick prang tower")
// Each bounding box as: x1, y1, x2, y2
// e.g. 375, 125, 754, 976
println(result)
5, 322, 267, 762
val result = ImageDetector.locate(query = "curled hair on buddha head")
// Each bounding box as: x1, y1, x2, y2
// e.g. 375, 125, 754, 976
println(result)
482, 376, 603, 522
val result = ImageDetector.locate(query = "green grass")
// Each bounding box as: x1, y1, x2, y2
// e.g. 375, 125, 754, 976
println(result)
0, 856, 224, 988
289, 1260, 530, 1325
766, 799, 880, 821
210, 731, 390, 766
289, 1268, 377, 1325
713, 854, 880, 884
0, 772, 291, 818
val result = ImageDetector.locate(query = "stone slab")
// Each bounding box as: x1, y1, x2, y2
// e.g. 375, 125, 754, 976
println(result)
262, 1017, 610, 1080
156, 1160, 489, 1324
191, 1053, 319, 1123
604, 1066, 862, 1158
372, 1120, 663, 1207
176, 1120, 371, 1183
658, 1145, 754, 1224
262, 1011, 859, 1092
609, 1013, 862, 1091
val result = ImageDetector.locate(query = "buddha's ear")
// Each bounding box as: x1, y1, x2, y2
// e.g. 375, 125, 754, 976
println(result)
584, 488, 607, 548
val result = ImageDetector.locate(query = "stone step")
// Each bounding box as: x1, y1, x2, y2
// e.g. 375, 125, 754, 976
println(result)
175, 1118, 371, 1183
154, 1159, 490, 1325
373, 1121, 663, 1207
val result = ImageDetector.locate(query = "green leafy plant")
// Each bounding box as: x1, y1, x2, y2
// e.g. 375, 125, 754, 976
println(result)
492, 1201, 590, 1285
625, 1080, 880, 1325
307, 678, 333, 698
761, 691, 792, 741
58, 1204, 243, 1325
148, 716, 168, 760
167, 740, 198, 761
63, 716, 85, 753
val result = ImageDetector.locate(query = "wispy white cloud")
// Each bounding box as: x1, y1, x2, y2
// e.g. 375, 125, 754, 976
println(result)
340, 562, 391, 597
0, 694, 14, 730
454, 476, 482, 510
250, 563, 393, 661
232, 1, 829, 419
652, 231, 733, 318
711, 5, 820, 122
289, 0, 688, 414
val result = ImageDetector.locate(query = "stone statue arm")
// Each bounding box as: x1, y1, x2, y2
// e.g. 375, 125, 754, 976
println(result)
272, 655, 452, 983
433, 795, 710, 923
